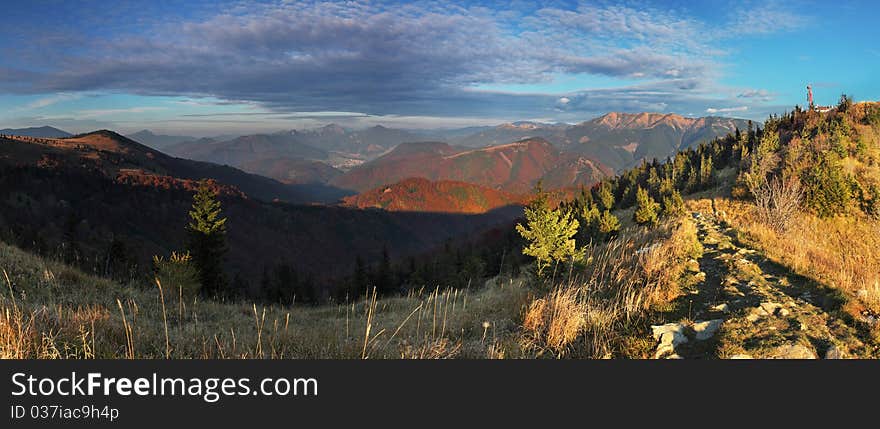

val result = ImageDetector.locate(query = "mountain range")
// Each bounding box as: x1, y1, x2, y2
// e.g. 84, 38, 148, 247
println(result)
0, 126, 71, 138
0, 131, 524, 285
330, 138, 611, 194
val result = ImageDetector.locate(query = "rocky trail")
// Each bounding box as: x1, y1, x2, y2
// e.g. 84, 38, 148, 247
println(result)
651, 211, 875, 359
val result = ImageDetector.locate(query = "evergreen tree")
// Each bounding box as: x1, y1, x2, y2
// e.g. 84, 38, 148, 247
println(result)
594, 181, 615, 211
699, 154, 714, 188
62, 212, 80, 265
516, 186, 581, 277
375, 246, 394, 295
596, 210, 621, 239
187, 180, 228, 296
633, 186, 660, 226
661, 189, 685, 218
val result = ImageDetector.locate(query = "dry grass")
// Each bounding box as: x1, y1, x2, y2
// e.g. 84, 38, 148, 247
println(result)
521, 287, 586, 356
706, 197, 880, 316
521, 215, 702, 358
0, 241, 532, 359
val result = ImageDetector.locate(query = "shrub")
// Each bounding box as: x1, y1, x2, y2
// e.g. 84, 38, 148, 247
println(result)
802, 156, 853, 217
153, 251, 200, 299
752, 176, 803, 232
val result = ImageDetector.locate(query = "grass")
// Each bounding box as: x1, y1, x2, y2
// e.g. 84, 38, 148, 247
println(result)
709, 198, 880, 315
1, 213, 700, 359
521, 214, 702, 358
1, 240, 532, 359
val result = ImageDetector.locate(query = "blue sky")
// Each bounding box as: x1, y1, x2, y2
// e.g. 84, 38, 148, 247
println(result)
1, 0, 877, 135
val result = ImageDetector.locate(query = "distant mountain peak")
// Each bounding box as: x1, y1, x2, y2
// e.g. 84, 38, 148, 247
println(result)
592, 112, 695, 129
0, 125, 72, 138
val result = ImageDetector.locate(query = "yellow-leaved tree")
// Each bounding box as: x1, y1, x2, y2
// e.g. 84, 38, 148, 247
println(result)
516, 186, 581, 278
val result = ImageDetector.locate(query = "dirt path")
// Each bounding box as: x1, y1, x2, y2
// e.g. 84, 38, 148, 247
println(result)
651, 211, 875, 359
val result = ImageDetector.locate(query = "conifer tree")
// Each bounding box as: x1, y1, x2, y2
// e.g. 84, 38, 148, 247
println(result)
661, 189, 685, 218
594, 181, 615, 211
699, 154, 714, 188
596, 210, 621, 238
516, 186, 581, 277
633, 186, 660, 226
187, 180, 228, 296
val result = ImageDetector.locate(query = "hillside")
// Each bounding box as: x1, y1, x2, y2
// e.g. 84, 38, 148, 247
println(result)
331, 138, 612, 194
165, 133, 329, 166
511, 99, 880, 359
0, 131, 311, 203
446, 122, 569, 148
3, 102, 879, 360
0, 125, 71, 138
127, 129, 197, 150
239, 157, 343, 185
341, 177, 525, 214
0, 131, 524, 298
0, 239, 530, 358
431, 114, 746, 171
285, 124, 425, 158
562, 112, 749, 171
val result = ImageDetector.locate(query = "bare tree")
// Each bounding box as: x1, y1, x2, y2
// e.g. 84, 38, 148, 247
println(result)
751, 175, 803, 232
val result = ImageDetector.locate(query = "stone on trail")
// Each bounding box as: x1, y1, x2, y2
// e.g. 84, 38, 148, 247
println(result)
769, 344, 817, 359
710, 303, 730, 313
692, 319, 724, 340
825, 345, 848, 359
652, 322, 688, 358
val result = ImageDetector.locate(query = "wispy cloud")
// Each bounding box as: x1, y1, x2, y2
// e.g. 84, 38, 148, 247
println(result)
71, 106, 166, 119
23, 93, 81, 110
0, 1, 818, 123
707, 106, 749, 114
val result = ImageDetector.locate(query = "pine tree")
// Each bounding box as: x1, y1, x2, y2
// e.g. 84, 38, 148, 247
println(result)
187, 180, 228, 296
594, 181, 615, 211
596, 210, 621, 239
633, 186, 660, 226
375, 246, 394, 295
516, 187, 581, 277
699, 154, 714, 188
661, 189, 685, 218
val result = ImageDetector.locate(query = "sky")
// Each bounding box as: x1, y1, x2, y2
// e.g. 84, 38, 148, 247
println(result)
0, 0, 878, 136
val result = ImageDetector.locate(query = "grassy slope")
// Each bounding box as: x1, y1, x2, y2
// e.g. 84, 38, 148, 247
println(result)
0, 240, 530, 358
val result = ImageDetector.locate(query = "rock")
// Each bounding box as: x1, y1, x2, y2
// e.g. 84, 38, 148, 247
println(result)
728, 354, 753, 359
825, 345, 848, 359
692, 319, 724, 340
665, 354, 683, 359
770, 344, 817, 359
778, 308, 791, 317
652, 322, 688, 359
686, 259, 701, 273
694, 272, 707, 283
710, 303, 730, 313
759, 302, 783, 315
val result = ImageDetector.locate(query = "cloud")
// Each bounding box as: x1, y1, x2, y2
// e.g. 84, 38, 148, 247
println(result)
0, 1, 805, 122
23, 93, 81, 110
706, 106, 749, 114
62, 107, 167, 119
736, 89, 774, 102
725, 2, 810, 36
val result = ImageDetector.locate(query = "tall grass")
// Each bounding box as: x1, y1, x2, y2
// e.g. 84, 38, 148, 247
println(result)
712, 198, 880, 316
0, 241, 530, 359
521, 217, 701, 358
